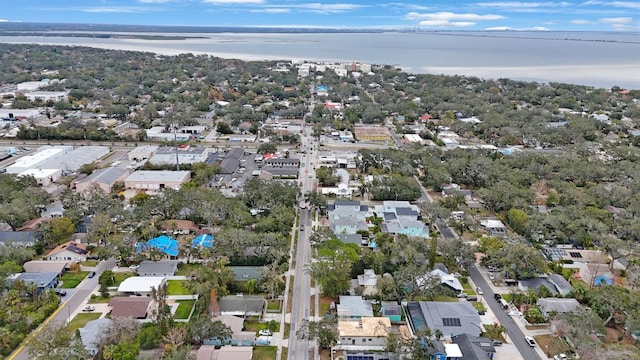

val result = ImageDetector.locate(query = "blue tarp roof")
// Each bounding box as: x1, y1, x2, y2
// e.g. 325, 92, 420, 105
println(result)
594, 275, 612, 286
136, 235, 179, 257
191, 234, 214, 248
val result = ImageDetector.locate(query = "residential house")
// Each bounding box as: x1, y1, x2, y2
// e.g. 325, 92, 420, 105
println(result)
0, 231, 38, 247
46, 241, 89, 262
381, 301, 402, 322
161, 219, 199, 235
23, 260, 68, 275
108, 297, 154, 319
374, 201, 429, 238
518, 277, 560, 296
137, 260, 179, 277
356, 269, 380, 296
336, 234, 367, 247
197, 345, 253, 360
537, 298, 580, 319
338, 317, 391, 348
479, 219, 507, 237
337, 296, 374, 319
548, 273, 574, 296
136, 235, 179, 257
117, 276, 167, 296
8, 272, 58, 293
327, 201, 372, 235
406, 301, 483, 340
451, 334, 496, 360
427, 269, 464, 294
219, 295, 265, 319
79, 318, 112, 356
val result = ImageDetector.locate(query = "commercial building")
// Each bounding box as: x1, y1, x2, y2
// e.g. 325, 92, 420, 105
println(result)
128, 145, 159, 162
5, 146, 71, 174
24, 91, 68, 102
145, 126, 190, 141
353, 126, 392, 142
74, 167, 130, 193
124, 170, 191, 190
149, 146, 210, 165
18, 168, 62, 186
56, 146, 110, 172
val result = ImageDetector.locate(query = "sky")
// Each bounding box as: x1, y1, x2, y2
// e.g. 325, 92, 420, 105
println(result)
1, 0, 639, 31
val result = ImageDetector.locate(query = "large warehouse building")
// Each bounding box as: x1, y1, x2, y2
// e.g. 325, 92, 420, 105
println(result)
124, 170, 191, 190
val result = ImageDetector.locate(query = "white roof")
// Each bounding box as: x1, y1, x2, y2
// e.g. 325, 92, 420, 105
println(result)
125, 170, 191, 183
480, 219, 506, 228
19, 168, 59, 178
10, 148, 66, 168
445, 343, 463, 357
117, 276, 166, 293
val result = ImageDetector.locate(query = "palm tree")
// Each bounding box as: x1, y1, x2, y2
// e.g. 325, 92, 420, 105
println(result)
245, 279, 257, 295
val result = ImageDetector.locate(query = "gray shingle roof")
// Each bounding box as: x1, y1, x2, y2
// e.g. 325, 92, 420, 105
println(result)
138, 260, 179, 276
408, 301, 483, 338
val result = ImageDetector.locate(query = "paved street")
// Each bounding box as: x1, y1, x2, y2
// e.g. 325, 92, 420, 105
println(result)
8, 259, 116, 360
470, 265, 544, 360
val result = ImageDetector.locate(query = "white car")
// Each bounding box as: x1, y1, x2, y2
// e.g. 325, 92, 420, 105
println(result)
525, 336, 537, 347
553, 354, 568, 360
83, 305, 96, 312
258, 330, 272, 336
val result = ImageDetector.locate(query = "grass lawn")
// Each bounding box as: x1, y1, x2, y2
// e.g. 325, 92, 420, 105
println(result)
283, 322, 290, 340
281, 347, 288, 360
483, 324, 506, 342
319, 296, 335, 315
59, 271, 89, 288
472, 302, 486, 312
112, 272, 134, 287
244, 320, 280, 333
433, 295, 459, 302
176, 263, 202, 276
68, 312, 101, 333
253, 346, 277, 360
462, 280, 476, 295
167, 280, 190, 295
80, 260, 99, 267
88, 294, 113, 304
267, 300, 281, 311
174, 299, 195, 319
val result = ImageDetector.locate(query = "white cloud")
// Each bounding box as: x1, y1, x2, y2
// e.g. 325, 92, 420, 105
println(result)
419, 20, 476, 27
406, 11, 504, 21
582, 1, 640, 10
202, 0, 265, 4
0, 19, 8, 22
81, 7, 151, 13
138, 0, 170, 3
297, 3, 365, 14
381, 3, 430, 11
250, 8, 291, 13
571, 19, 597, 24
485, 25, 549, 30
477, 2, 570, 8
599, 17, 632, 24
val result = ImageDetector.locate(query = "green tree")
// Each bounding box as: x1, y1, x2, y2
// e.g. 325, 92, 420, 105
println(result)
41, 217, 76, 246
103, 342, 139, 360
505, 208, 529, 235
188, 315, 232, 345
257, 142, 277, 154
296, 319, 337, 349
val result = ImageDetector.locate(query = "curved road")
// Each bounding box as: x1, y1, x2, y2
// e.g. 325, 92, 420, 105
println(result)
469, 265, 542, 360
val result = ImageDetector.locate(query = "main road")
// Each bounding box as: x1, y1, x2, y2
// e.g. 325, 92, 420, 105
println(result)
288, 128, 316, 360
8, 259, 116, 360
469, 265, 542, 360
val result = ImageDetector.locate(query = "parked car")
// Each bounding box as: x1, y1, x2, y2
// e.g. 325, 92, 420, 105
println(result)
553, 354, 568, 360
476, 287, 483, 295
494, 293, 502, 300
87, 255, 100, 260
83, 305, 95, 312
493, 341, 503, 347
88, 271, 96, 278
525, 336, 537, 347
457, 293, 468, 298
299, 225, 304, 231
488, 273, 496, 280
465, 295, 478, 301
54, 289, 67, 296
258, 330, 272, 336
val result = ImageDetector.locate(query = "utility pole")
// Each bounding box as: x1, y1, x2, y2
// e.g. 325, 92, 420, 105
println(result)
174, 126, 180, 171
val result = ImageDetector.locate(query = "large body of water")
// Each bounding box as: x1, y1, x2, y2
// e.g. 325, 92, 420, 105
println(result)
1, 31, 639, 89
